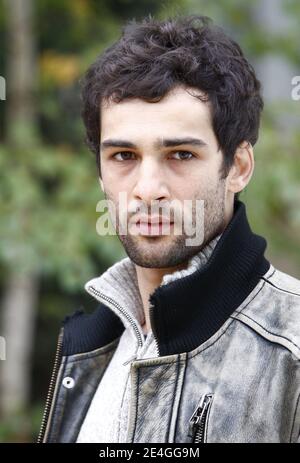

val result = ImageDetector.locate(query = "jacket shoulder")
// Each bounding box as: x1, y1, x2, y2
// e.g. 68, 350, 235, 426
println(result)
266, 265, 300, 295
232, 265, 300, 359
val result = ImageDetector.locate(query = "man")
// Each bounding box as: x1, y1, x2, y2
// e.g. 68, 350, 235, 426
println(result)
38, 15, 300, 443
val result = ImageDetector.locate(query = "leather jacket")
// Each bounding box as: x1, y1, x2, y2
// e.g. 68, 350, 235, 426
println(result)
37, 200, 300, 443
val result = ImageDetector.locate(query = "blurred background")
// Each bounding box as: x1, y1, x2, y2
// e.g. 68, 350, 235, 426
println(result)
0, 0, 299, 443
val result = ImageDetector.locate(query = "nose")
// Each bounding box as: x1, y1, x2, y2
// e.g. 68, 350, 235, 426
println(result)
132, 158, 170, 205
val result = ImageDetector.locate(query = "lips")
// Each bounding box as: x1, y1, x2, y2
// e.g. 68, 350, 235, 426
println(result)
131, 216, 174, 236
136, 216, 174, 225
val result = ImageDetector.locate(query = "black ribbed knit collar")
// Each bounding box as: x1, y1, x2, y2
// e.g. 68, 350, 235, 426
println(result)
62, 200, 270, 356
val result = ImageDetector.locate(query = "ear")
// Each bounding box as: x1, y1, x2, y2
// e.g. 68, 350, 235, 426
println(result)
226, 141, 255, 195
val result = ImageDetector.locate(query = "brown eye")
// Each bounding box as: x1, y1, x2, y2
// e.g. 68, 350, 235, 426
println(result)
171, 151, 194, 160
113, 152, 135, 161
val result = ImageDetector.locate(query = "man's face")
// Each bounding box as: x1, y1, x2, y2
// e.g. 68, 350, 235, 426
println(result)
99, 85, 232, 268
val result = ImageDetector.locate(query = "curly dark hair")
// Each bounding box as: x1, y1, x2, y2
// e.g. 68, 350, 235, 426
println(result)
80, 14, 264, 202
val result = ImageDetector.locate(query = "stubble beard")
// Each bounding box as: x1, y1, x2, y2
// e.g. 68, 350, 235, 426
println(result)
104, 178, 227, 269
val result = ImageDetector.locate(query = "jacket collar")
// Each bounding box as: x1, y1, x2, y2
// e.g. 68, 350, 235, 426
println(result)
62, 199, 270, 356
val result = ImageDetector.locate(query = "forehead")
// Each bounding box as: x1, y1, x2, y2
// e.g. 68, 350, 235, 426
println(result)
100, 85, 213, 141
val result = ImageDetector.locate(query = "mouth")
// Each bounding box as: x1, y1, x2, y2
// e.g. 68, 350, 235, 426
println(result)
134, 219, 174, 236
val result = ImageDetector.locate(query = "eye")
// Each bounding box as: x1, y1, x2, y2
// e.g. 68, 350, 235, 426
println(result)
170, 151, 194, 161
112, 151, 136, 161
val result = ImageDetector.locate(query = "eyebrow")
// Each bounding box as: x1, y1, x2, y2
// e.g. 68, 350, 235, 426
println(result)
100, 137, 208, 151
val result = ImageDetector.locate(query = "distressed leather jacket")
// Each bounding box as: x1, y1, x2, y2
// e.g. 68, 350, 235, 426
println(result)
37, 200, 300, 443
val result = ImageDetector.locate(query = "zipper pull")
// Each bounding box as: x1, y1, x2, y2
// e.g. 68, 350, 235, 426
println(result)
188, 393, 213, 441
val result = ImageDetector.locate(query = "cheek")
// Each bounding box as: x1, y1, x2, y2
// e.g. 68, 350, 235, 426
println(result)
100, 180, 116, 202
101, 168, 127, 197
177, 172, 219, 201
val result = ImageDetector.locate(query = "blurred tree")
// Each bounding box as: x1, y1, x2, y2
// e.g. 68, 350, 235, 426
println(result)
0, 0, 38, 420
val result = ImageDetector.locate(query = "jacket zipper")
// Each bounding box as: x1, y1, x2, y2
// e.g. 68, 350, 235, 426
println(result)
37, 327, 64, 443
149, 303, 160, 356
87, 285, 160, 356
188, 393, 213, 443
